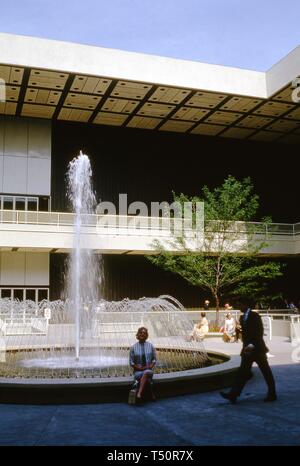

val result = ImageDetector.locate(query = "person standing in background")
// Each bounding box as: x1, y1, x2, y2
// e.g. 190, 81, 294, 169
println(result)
203, 300, 210, 310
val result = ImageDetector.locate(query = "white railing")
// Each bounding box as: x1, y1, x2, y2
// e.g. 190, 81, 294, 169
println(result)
0, 309, 299, 340
290, 316, 300, 344
0, 316, 48, 336
0, 209, 299, 237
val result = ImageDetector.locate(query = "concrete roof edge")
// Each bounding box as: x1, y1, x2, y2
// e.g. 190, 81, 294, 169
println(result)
266, 46, 300, 97
0, 32, 266, 98
1, 33, 300, 99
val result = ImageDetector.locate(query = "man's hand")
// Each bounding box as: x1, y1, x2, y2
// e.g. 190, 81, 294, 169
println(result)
243, 344, 255, 354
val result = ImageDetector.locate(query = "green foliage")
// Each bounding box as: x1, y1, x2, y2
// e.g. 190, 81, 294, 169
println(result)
173, 175, 259, 222
148, 176, 284, 310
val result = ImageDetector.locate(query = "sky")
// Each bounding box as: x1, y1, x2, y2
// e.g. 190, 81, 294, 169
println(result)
0, 0, 300, 71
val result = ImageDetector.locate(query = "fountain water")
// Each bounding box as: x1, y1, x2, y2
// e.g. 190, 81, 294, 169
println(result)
66, 151, 100, 360
0, 295, 209, 378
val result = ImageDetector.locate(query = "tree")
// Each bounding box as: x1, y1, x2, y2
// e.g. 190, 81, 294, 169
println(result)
148, 176, 283, 324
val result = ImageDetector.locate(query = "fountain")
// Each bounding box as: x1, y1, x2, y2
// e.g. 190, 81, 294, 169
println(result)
0, 294, 211, 378
66, 151, 100, 360
0, 153, 237, 403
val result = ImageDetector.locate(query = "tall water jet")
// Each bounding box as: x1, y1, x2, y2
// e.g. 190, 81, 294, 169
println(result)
66, 151, 100, 360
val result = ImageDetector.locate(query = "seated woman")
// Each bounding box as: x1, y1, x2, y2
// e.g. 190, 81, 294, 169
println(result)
129, 327, 157, 402
223, 312, 236, 343
189, 312, 209, 341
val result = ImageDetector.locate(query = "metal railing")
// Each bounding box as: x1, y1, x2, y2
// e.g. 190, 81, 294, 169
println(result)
0, 209, 299, 237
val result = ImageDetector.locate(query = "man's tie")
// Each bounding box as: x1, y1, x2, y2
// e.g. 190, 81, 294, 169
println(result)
243, 310, 250, 324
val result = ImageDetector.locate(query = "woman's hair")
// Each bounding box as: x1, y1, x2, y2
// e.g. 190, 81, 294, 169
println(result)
200, 312, 206, 318
136, 326, 148, 339
226, 313, 231, 319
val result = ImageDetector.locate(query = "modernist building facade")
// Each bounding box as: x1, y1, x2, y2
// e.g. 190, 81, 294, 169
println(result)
0, 33, 299, 306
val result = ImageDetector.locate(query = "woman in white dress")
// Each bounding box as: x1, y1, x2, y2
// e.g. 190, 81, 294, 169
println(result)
223, 312, 236, 342
189, 312, 209, 341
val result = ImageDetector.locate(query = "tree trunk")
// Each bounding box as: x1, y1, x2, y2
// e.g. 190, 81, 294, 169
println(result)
215, 294, 220, 327
215, 256, 221, 328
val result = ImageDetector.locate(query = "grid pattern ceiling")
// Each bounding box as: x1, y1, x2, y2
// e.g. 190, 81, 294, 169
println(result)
1, 65, 300, 144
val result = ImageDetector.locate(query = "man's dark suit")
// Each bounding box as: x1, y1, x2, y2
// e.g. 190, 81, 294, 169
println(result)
230, 310, 276, 398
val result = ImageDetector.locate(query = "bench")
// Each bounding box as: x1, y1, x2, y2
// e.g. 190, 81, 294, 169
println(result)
0, 317, 48, 336
205, 332, 223, 338
92, 321, 141, 337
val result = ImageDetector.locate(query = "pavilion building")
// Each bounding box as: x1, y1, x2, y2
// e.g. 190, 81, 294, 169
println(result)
0, 33, 299, 305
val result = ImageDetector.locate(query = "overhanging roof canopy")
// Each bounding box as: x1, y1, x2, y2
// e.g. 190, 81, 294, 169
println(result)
1, 33, 300, 144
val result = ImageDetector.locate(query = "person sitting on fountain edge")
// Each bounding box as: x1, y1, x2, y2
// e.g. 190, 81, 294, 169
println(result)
129, 327, 157, 402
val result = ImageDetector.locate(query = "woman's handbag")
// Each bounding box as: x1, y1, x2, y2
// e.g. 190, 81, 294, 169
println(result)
128, 388, 137, 405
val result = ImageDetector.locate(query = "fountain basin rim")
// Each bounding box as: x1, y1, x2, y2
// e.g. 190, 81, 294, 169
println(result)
0, 352, 239, 387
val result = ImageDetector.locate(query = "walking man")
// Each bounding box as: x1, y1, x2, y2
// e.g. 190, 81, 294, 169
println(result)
220, 301, 277, 404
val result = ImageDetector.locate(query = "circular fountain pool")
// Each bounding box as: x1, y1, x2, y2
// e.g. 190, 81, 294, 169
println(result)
0, 347, 211, 379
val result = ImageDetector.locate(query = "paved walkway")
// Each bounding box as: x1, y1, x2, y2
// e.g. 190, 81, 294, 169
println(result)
0, 337, 299, 446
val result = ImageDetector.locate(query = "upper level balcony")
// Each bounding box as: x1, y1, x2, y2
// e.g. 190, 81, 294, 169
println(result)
0, 210, 299, 256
